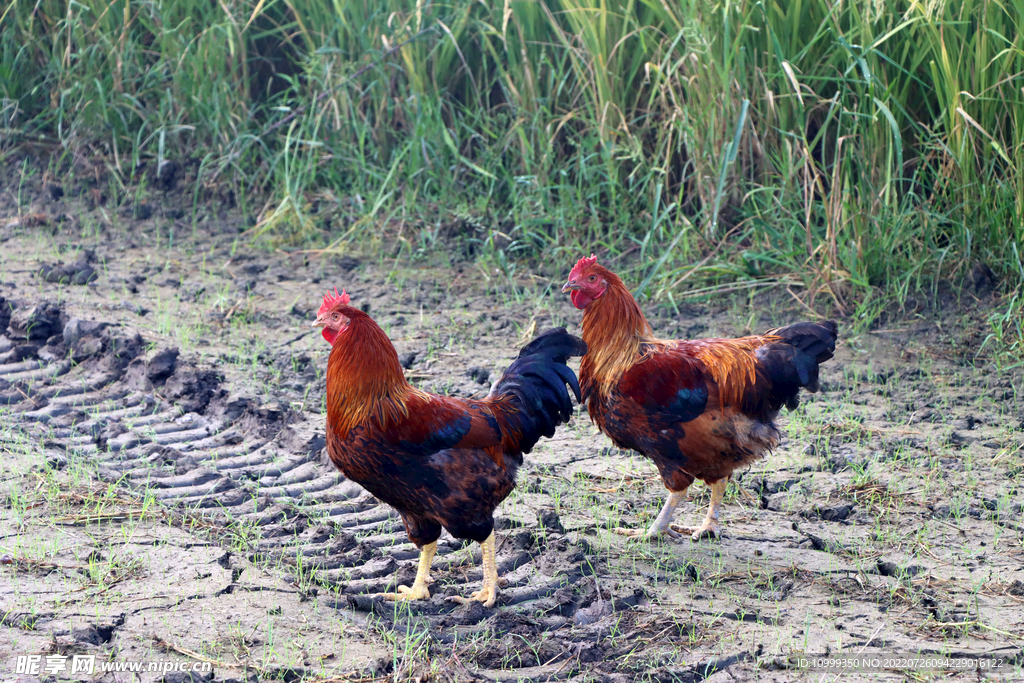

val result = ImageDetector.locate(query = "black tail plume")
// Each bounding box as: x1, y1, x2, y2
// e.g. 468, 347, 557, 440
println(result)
489, 328, 587, 455
757, 320, 838, 412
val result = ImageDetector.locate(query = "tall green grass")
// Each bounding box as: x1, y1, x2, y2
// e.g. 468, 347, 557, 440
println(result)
2, 0, 1022, 337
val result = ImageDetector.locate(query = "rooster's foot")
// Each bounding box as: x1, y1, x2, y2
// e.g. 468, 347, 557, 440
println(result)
613, 526, 681, 542
670, 523, 722, 542
449, 531, 499, 608
449, 584, 498, 609
377, 583, 431, 601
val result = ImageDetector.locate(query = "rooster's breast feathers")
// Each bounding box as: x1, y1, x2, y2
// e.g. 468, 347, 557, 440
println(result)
616, 348, 710, 423
370, 393, 508, 462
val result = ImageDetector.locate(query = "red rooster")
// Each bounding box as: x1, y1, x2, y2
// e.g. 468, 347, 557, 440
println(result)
562, 256, 837, 541
312, 288, 586, 606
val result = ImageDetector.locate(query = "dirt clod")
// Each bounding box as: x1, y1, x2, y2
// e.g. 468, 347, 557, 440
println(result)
161, 672, 213, 683
539, 509, 565, 533
467, 366, 491, 385
7, 302, 62, 340
969, 262, 998, 294
122, 202, 154, 220
156, 159, 180, 190
802, 503, 854, 522
71, 336, 104, 361
162, 367, 222, 413
0, 297, 11, 333
71, 624, 103, 645
147, 348, 180, 383
948, 430, 977, 447
63, 318, 108, 346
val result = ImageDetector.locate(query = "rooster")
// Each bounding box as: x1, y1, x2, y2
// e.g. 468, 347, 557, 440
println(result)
562, 256, 837, 541
312, 288, 586, 606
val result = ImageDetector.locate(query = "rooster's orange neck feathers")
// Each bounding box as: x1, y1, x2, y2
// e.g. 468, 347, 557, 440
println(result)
578, 267, 658, 401
325, 307, 416, 437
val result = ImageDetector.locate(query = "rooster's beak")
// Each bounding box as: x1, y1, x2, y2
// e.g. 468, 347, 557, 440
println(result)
561, 282, 581, 293
310, 317, 326, 328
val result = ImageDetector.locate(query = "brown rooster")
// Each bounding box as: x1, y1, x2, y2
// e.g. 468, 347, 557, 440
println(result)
562, 256, 837, 541
312, 288, 586, 606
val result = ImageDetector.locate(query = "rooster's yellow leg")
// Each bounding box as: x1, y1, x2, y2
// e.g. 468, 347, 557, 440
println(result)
672, 479, 727, 541
615, 490, 687, 541
450, 531, 499, 608
378, 541, 436, 601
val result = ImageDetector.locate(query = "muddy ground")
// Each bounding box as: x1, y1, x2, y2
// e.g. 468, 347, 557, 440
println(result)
1, 164, 1023, 682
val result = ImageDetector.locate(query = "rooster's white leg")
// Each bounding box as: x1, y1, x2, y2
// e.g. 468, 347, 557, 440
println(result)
676, 478, 727, 541
650, 490, 687, 536
615, 490, 687, 541
450, 531, 499, 608
378, 541, 436, 601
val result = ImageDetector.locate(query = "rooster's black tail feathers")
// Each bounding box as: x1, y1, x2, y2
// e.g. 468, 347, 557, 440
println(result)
489, 328, 587, 454
758, 320, 839, 412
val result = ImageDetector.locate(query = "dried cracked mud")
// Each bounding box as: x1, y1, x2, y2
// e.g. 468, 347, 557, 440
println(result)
1, 165, 1023, 682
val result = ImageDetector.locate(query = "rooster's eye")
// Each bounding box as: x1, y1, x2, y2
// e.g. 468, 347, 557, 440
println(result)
588, 275, 596, 282
331, 313, 340, 321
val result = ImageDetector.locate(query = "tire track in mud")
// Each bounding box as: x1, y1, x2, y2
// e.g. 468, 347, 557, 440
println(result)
0, 303, 668, 682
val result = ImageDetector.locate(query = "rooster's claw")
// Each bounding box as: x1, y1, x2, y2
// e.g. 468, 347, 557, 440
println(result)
449, 585, 498, 609
613, 526, 681, 542
670, 523, 722, 542
377, 583, 431, 601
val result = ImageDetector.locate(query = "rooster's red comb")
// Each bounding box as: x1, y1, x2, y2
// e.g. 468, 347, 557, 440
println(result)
569, 254, 598, 279
318, 287, 350, 316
